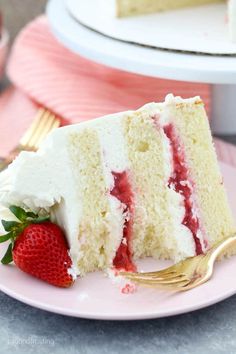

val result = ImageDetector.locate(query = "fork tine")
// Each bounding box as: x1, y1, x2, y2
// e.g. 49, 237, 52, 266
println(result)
0, 108, 61, 172
121, 238, 236, 292
19, 108, 46, 147
120, 266, 178, 279
131, 277, 190, 290
126, 276, 190, 286
131, 276, 189, 285
134, 263, 183, 277
51, 117, 60, 130
26, 110, 52, 149
121, 271, 187, 281
34, 114, 60, 149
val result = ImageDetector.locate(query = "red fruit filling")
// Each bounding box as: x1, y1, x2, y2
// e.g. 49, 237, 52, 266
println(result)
110, 171, 136, 272
163, 124, 203, 255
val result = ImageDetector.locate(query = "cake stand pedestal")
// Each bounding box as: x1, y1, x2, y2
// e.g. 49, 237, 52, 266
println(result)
211, 85, 236, 134
47, 0, 236, 134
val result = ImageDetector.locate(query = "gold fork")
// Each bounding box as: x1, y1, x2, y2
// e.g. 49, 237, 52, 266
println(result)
120, 234, 236, 291
0, 108, 60, 171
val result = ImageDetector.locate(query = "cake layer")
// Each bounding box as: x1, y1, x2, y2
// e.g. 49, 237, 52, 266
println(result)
116, 0, 223, 17
68, 130, 112, 274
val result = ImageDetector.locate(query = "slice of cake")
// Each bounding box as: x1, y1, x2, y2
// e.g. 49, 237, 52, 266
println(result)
115, 0, 236, 42
0, 95, 235, 277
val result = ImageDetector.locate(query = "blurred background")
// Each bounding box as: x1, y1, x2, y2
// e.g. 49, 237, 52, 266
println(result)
0, 0, 46, 42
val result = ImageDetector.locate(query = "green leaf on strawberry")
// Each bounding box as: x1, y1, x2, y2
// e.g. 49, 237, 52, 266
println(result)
9, 205, 29, 221
1, 220, 20, 232
9, 205, 39, 221
1, 243, 13, 264
0, 232, 13, 243
0, 205, 75, 288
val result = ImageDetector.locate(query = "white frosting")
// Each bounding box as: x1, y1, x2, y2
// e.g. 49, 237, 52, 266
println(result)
138, 94, 201, 119
164, 144, 196, 255
160, 127, 196, 259
95, 115, 129, 189
164, 93, 201, 105
95, 117, 130, 265
0, 129, 85, 274
67, 252, 78, 281
228, 0, 236, 42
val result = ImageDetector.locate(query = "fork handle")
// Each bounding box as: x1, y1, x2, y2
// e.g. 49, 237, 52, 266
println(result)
0, 157, 9, 172
208, 234, 236, 263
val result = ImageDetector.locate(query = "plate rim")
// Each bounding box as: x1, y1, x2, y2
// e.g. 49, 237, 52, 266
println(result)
0, 277, 236, 320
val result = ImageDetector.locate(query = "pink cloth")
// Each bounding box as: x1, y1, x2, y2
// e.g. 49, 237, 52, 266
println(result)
7, 16, 211, 120
0, 88, 38, 155
0, 15, 235, 167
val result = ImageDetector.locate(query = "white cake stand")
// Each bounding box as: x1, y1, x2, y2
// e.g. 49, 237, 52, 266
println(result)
47, 0, 236, 134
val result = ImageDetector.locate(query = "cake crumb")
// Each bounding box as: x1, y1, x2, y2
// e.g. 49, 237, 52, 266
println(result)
106, 268, 137, 294
121, 283, 136, 294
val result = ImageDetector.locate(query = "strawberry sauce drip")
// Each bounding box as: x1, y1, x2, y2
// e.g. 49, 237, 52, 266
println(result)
110, 171, 136, 272
163, 124, 203, 255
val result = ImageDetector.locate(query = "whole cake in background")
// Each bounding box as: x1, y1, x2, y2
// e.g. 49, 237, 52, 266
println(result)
114, 0, 236, 42
0, 94, 235, 281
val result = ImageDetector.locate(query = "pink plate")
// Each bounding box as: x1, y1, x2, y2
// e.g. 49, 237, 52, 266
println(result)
0, 161, 236, 320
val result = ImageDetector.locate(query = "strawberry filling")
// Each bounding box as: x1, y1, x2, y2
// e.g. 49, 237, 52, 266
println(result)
110, 171, 136, 272
163, 124, 203, 255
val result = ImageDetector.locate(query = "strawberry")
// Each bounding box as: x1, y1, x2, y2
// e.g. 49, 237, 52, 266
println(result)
0, 206, 75, 288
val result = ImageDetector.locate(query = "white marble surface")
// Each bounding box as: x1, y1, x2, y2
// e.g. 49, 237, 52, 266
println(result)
0, 290, 235, 353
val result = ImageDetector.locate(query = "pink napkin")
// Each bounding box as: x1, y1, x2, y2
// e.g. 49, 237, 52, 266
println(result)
0, 15, 235, 167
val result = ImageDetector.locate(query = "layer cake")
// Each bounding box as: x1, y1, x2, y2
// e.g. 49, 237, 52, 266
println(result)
0, 94, 235, 276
